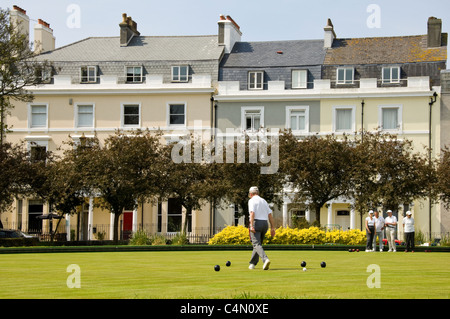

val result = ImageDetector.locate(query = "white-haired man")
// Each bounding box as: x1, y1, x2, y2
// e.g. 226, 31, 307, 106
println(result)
384, 210, 397, 252
248, 186, 276, 270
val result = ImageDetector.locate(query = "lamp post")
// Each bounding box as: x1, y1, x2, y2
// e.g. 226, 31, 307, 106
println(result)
428, 91, 437, 240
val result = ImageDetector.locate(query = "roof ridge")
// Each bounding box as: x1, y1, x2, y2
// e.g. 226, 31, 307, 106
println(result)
336, 34, 426, 41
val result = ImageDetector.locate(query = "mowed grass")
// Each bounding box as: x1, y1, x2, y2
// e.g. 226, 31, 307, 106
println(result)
0, 250, 449, 299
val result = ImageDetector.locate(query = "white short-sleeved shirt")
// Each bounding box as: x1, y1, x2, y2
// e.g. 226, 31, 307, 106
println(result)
385, 215, 397, 228
248, 195, 272, 220
403, 217, 415, 233
374, 216, 385, 230
366, 216, 375, 227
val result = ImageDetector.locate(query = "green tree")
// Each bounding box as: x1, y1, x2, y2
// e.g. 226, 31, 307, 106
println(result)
0, 8, 50, 145
351, 131, 435, 219
0, 141, 33, 223
160, 134, 221, 234
77, 130, 165, 242
27, 146, 88, 241
214, 132, 285, 227
279, 131, 355, 225
436, 146, 450, 209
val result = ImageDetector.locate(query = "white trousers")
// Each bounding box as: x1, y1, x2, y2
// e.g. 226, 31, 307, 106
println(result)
385, 227, 396, 251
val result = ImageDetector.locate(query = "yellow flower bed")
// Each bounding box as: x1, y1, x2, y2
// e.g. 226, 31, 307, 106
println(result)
208, 226, 367, 245
208, 225, 251, 245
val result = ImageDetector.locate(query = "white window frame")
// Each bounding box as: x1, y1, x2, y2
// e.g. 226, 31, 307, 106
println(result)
336, 67, 354, 85
126, 66, 143, 83
241, 106, 264, 132
121, 103, 141, 128
25, 139, 49, 162
382, 66, 401, 84
286, 106, 309, 133
248, 71, 264, 90
28, 103, 48, 130
332, 105, 356, 133
167, 102, 187, 127
74, 103, 95, 129
378, 104, 403, 132
291, 70, 308, 89
80, 66, 97, 83
171, 66, 189, 82
40, 67, 52, 83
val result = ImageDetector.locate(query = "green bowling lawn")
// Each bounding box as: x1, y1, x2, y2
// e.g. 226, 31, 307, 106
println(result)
0, 250, 449, 299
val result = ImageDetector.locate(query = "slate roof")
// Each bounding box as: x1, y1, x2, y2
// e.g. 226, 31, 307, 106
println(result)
220, 39, 327, 67
324, 35, 447, 65
35, 35, 224, 62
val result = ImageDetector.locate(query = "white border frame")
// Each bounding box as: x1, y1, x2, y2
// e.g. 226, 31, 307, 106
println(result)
285, 105, 310, 133
248, 71, 264, 90
74, 102, 95, 129
28, 103, 48, 130
291, 70, 308, 89
80, 65, 97, 83
125, 66, 143, 83
382, 66, 401, 84
241, 106, 264, 131
166, 102, 187, 128
121, 102, 141, 128
378, 104, 403, 133
336, 67, 355, 85
332, 105, 356, 133
171, 65, 189, 82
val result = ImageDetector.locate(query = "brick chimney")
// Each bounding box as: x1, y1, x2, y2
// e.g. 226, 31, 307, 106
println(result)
427, 17, 442, 47
10, 5, 30, 44
120, 13, 140, 46
34, 18, 55, 54
324, 18, 336, 48
218, 14, 242, 54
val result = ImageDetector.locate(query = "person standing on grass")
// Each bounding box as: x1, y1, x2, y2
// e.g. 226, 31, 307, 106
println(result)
403, 211, 415, 252
373, 210, 385, 252
248, 186, 276, 270
384, 210, 398, 252
365, 210, 376, 252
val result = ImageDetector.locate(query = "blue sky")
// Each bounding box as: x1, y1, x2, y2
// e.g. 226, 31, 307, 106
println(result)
1, 0, 450, 48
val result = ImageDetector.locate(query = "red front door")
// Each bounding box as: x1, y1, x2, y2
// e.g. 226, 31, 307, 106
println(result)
123, 211, 133, 240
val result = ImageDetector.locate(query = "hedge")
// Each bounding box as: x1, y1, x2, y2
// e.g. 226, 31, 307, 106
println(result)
208, 226, 367, 245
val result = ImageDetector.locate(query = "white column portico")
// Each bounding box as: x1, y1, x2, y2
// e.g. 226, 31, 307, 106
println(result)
327, 203, 333, 228
109, 213, 114, 240
88, 197, 94, 240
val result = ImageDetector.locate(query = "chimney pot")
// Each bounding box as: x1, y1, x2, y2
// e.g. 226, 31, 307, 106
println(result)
34, 18, 55, 54
38, 18, 52, 30
13, 5, 27, 14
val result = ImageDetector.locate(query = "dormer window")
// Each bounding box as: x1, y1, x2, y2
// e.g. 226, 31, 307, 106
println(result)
336, 67, 354, 85
292, 70, 307, 89
172, 66, 189, 82
80, 66, 97, 83
248, 71, 264, 90
382, 66, 400, 84
126, 66, 143, 83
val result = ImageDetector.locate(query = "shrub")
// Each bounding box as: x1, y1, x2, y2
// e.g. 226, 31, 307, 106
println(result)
171, 232, 189, 245
209, 225, 367, 245
208, 225, 251, 245
325, 229, 366, 245
129, 230, 151, 245
150, 234, 167, 245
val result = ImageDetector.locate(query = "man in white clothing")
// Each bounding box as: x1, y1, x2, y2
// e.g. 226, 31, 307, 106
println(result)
248, 186, 275, 270
384, 210, 397, 252
373, 210, 385, 251
403, 211, 415, 252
